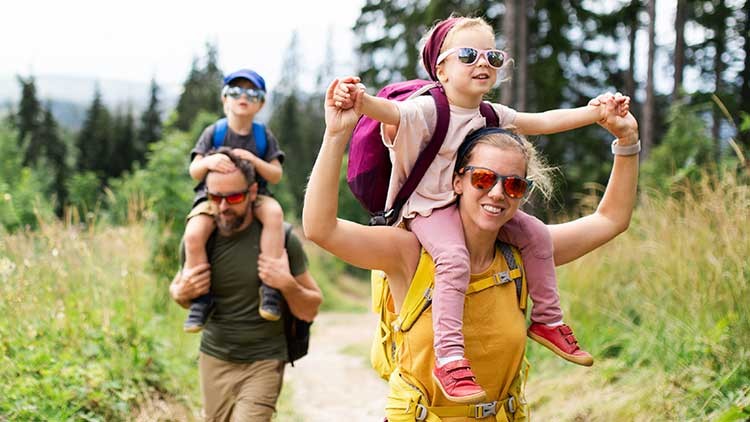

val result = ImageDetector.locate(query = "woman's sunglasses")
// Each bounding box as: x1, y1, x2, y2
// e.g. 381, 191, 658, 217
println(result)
222, 86, 265, 102
207, 189, 250, 205
458, 166, 532, 199
436, 47, 508, 69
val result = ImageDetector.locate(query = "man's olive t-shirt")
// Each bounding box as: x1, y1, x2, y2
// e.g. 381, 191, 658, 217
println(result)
185, 219, 307, 363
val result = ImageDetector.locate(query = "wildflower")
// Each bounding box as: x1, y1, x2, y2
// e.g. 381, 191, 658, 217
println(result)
0, 257, 16, 278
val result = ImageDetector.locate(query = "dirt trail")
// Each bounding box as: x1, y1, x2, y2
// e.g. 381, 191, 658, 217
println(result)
283, 312, 389, 421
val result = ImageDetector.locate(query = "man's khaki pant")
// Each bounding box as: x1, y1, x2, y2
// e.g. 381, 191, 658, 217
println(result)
199, 352, 285, 422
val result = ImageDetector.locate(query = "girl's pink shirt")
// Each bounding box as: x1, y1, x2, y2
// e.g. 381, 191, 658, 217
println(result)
382, 95, 517, 221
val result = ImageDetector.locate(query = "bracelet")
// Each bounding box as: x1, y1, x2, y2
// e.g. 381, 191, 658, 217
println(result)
611, 138, 641, 156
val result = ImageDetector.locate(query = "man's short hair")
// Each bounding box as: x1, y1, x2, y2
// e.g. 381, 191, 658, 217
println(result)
208, 147, 256, 185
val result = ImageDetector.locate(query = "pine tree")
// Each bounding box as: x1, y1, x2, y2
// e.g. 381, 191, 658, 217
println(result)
137, 78, 162, 163
173, 43, 223, 131
38, 103, 68, 214
15, 75, 43, 166
109, 106, 137, 178
76, 85, 112, 181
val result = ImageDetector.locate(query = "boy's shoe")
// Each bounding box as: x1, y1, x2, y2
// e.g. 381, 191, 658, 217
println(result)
432, 358, 487, 404
528, 322, 594, 366
259, 283, 282, 321
184, 299, 216, 333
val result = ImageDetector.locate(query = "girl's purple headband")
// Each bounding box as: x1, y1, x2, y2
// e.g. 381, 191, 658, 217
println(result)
421, 17, 461, 81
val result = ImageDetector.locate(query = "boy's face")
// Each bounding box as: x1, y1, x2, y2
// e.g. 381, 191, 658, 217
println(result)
222, 78, 265, 119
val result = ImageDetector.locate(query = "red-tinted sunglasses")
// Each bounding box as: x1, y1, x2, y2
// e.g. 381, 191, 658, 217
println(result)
207, 189, 250, 205
459, 166, 532, 199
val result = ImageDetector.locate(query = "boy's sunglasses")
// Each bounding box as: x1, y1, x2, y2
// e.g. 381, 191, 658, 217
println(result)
222, 86, 265, 102
207, 189, 250, 205
436, 47, 508, 69
458, 166, 532, 199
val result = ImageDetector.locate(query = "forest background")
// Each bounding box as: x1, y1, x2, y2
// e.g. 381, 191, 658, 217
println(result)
1, 0, 749, 420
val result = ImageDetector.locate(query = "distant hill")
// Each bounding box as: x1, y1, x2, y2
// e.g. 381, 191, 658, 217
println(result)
0, 74, 180, 130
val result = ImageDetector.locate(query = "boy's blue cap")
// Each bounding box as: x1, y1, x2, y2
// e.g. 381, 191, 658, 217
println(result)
223, 69, 266, 92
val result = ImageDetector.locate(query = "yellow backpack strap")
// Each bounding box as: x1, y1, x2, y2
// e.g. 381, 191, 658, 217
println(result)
393, 249, 435, 333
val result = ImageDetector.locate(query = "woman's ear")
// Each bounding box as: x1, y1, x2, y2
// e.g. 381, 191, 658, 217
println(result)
453, 173, 464, 195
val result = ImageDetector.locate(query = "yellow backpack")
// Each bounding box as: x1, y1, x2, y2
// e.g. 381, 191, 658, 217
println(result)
370, 242, 530, 421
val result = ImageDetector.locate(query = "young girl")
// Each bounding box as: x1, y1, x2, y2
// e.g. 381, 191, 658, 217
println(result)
334, 16, 629, 403
183, 69, 287, 332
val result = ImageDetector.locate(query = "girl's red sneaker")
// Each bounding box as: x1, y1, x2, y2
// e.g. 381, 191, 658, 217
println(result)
432, 358, 487, 403
528, 322, 593, 366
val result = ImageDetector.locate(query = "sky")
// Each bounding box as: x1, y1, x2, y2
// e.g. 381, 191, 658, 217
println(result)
1, 0, 364, 93
1, 0, 683, 103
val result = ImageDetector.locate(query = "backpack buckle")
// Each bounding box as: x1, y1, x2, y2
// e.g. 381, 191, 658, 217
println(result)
415, 404, 428, 421
369, 209, 396, 226
494, 271, 511, 285
473, 401, 497, 418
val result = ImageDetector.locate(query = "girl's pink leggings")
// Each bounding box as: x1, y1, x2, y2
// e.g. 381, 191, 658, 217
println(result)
410, 205, 561, 358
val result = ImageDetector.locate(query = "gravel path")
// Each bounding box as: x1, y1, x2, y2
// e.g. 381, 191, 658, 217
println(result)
283, 312, 389, 421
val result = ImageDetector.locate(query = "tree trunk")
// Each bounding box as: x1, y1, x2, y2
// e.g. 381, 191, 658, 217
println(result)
673, 0, 687, 100
740, 1, 750, 149
501, 0, 516, 107
625, 3, 638, 99
517, 0, 528, 111
712, 0, 727, 164
642, 0, 656, 159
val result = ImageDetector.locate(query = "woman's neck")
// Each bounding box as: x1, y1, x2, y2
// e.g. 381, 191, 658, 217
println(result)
461, 216, 498, 274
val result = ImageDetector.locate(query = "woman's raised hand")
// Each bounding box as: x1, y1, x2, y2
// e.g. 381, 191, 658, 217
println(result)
598, 94, 638, 144
325, 78, 362, 136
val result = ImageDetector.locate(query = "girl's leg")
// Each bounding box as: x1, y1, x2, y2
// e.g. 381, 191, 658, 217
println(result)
410, 206, 470, 360
411, 205, 486, 402
253, 195, 284, 321
499, 211, 593, 366
498, 210, 561, 324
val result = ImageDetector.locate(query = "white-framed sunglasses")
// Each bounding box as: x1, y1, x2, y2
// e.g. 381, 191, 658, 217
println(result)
436, 47, 508, 69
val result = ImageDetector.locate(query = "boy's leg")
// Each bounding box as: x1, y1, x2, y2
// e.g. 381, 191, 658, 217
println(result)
410, 205, 486, 403
254, 195, 284, 322
183, 202, 217, 333
499, 211, 592, 366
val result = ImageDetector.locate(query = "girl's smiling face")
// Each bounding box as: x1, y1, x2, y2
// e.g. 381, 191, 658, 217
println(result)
436, 24, 498, 106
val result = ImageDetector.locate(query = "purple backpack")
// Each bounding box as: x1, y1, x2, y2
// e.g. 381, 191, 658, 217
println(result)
346, 80, 499, 225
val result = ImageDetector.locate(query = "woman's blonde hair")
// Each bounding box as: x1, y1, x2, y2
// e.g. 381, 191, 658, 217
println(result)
455, 129, 555, 201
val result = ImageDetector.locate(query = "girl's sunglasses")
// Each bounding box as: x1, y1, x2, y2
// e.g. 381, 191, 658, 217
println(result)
459, 166, 532, 199
207, 189, 250, 205
436, 47, 508, 69
222, 86, 265, 102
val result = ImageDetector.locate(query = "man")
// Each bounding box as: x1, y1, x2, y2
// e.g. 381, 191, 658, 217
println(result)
170, 148, 322, 421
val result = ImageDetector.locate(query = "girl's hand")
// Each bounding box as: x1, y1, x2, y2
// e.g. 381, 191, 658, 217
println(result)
206, 153, 237, 173
325, 78, 362, 136
589, 92, 630, 122
333, 76, 365, 111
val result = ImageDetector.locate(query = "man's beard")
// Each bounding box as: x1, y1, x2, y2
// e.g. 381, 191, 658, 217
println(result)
215, 203, 250, 232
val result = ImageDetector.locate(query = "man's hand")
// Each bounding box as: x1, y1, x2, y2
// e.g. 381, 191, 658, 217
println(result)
170, 263, 211, 307
258, 250, 295, 291
205, 154, 236, 173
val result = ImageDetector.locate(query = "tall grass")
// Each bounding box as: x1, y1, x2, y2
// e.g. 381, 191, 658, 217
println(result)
0, 220, 200, 420
529, 171, 750, 420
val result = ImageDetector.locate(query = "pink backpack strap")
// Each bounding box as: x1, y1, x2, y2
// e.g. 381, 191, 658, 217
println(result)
376, 86, 450, 225
479, 101, 499, 127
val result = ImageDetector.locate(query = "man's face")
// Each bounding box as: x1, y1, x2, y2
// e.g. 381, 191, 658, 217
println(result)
205, 169, 257, 233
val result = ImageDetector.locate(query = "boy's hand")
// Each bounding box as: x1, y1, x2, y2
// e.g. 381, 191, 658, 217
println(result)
231, 148, 257, 162
206, 153, 236, 173
589, 92, 630, 123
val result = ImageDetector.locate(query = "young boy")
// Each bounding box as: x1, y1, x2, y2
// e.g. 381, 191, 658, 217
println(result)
183, 69, 286, 332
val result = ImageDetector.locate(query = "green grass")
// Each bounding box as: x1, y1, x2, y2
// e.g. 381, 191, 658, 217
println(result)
527, 172, 750, 420
0, 221, 201, 420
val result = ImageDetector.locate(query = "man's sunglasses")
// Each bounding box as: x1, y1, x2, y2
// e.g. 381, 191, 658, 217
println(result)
436, 47, 508, 69
207, 189, 250, 205
458, 166, 532, 199
222, 86, 265, 102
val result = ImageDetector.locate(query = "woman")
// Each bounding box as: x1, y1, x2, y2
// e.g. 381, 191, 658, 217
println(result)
303, 79, 639, 421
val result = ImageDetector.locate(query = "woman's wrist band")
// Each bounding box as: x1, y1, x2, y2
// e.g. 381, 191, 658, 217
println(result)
611, 138, 641, 156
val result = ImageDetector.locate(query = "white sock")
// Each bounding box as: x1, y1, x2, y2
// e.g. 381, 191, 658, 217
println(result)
437, 355, 464, 367
545, 320, 564, 327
